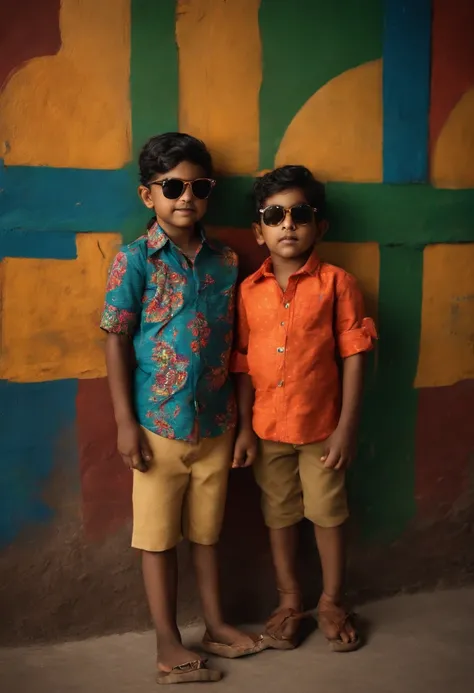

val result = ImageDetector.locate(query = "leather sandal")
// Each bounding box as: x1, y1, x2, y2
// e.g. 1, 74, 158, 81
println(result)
157, 659, 222, 685
201, 631, 266, 659
317, 599, 361, 653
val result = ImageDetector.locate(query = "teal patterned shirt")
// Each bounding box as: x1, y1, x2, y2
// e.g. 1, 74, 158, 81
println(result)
100, 222, 238, 440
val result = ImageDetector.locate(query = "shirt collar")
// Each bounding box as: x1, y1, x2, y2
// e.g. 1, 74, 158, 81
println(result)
146, 221, 219, 256
253, 248, 321, 282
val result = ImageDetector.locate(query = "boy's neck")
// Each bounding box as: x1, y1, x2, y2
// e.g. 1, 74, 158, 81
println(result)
270, 249, 313, 290
159, 220, 201, 256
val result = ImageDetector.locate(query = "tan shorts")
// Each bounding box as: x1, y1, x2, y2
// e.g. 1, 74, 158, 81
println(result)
132, 428, 234, 552
254, 440, 349, 529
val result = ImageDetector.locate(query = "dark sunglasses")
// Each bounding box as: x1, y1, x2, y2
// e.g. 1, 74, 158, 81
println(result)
149, 177, 216, 200
259, 203, 317, 227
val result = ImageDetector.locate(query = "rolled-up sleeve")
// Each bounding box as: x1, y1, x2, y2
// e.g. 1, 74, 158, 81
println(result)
335, 273, 377, 358
230, 287, 250, 373
100, 249, 143, 336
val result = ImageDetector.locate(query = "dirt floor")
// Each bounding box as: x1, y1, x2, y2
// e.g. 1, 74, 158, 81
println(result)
1, 588, 474, 692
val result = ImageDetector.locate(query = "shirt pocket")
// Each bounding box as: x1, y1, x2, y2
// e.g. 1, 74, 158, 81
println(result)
203, 285, 235, 325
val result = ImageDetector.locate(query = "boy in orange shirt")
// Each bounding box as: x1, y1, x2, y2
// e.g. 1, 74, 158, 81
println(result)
232, 165, 376, 652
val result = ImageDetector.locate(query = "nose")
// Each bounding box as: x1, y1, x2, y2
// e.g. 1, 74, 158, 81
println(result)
282, 209, 295, 230
179, 181, 194, 202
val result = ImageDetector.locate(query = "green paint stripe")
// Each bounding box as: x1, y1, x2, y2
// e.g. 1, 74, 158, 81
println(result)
130, 0, 178, 159
258, 0, 383, 169
206, 178, 474, 245
348, 246, 423, 541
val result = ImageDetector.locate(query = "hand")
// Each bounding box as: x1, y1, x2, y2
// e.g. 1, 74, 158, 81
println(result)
117, 418, 153, 473
320, 426, 356, 471
232, 427, 258, 468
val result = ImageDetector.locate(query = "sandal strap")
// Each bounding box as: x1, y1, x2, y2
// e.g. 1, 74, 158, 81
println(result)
317, 604, 357, 638
172, 659, 207, 673
266, 607, 311, 636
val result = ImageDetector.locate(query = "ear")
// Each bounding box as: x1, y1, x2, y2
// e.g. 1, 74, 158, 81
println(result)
252, 222, 266, 247
316, 219, 329, 241
138, 185, 155, 209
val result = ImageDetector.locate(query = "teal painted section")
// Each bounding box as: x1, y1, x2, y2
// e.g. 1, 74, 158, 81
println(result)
0, 379, 77, 548
2, 164, 474, 247
383, 0, 432, 182
259, 0, 383, 168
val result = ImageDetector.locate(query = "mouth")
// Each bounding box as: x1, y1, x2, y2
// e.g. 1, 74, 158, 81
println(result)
174, 208, 196, 215
279, 236, 299, 244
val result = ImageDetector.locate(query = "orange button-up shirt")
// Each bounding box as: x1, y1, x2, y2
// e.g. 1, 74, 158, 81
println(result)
231, 250, 377, 445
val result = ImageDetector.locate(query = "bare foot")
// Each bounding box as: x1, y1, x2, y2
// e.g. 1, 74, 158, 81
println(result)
157, 643, 203, 673
206, 623, 258, 649
317, 593, 357, 644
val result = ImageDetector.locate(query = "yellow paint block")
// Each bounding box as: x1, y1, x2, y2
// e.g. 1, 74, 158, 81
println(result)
0, 234, 121, 383
276, 61, 383, 182
431, 88, 474, 189
320, 242, 380, 319
415, 244, 474, 388
177, 0, 261, 175
0, 0, 131, 168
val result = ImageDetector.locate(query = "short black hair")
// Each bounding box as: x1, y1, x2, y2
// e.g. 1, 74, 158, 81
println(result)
253, 165, 326, 221
138, 132, 213, 185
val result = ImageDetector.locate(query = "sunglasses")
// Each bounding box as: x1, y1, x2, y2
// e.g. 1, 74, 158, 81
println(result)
149, 177, 216, 200
259, 203, 317, 227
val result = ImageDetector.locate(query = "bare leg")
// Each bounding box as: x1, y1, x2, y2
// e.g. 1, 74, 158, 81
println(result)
269, 525, 301, 610
191, 542, 256, 647
142, 549, 200, 670
314, 524, 356, 643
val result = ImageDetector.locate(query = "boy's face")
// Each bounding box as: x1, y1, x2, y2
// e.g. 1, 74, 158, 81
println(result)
138, 161, 213, 233
253, 188, 325, 260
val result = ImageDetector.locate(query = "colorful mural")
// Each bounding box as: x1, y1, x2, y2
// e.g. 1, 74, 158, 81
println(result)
1, 0, 473, 558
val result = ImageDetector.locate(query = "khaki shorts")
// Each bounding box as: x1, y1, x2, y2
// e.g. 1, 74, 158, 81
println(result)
254, 439, 349, 529
132, 428, 234, 552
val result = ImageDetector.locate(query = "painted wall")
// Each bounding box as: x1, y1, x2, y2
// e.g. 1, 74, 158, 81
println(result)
1, 0, 473, 644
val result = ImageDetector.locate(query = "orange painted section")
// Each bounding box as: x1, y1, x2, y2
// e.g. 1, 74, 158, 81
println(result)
0, 0, 131, 168
276, 61, 383, 182
177, 0, 261, 175
431, 88, 474, 188
320, 242, 380, 320
415, 244, 474, 388
0, 234, 121, 383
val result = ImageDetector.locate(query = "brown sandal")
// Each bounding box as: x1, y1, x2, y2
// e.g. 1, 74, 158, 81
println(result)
157, 659, 222, 685
263, 607, 310, 650
201, 631, 266, 659
317, 601, 361, 653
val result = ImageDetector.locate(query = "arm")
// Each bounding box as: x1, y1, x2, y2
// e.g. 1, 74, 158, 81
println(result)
322, 274, 377, 470
105, 334, 151, 472
100, 250, 151, 472
230, 288, 257, 468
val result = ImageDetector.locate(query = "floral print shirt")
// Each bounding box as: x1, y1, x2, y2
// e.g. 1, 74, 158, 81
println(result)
100, 223, 238, 441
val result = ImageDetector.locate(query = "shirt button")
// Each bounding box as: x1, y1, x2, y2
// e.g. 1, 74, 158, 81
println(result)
277, 347, 285, 353
280, 321, 285, 327
284, 303, 290, 309
278, 380, 284, 388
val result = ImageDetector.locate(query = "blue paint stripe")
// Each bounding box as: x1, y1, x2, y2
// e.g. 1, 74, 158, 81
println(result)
0, 230, 77, 260
383, 0, 432, 183
0, 379, 78, 548
0, 162, 143, 233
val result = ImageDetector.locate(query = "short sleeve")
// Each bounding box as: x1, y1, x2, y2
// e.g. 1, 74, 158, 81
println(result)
230, 287, 250, 373
100, 248, 144, 336
335, 273, 377, 358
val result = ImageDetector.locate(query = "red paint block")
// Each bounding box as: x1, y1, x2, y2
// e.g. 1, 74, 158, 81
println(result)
415, 379, 474, 519
430, 0, 474, 153
77, 378, 132, 541
209, 227, 268, 279
0, 0, 61, 91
